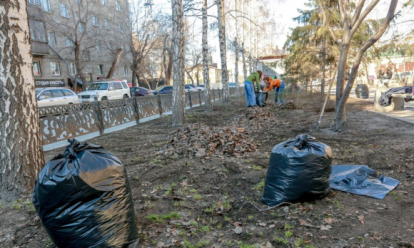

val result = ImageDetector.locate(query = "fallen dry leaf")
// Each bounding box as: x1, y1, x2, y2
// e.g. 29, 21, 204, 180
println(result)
320, 225, 332, 231
358, 215, 364, 224
323, 218, 333, 224
234, 227, 242, 234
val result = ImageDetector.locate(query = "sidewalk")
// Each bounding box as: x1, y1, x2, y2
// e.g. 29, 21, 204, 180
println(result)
349, 87, 414, 125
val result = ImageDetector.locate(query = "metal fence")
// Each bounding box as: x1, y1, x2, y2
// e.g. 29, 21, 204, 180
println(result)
39, 87, 243, 149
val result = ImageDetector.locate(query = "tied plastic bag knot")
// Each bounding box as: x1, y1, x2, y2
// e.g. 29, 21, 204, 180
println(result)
286, 134, 316, 149
65, 139, 79, 159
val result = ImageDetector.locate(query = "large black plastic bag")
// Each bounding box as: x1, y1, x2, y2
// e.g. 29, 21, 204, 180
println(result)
262, 134, 332, 206
330, 165, 399, 199
33, 139, 139, 248
256, 92, 265, 107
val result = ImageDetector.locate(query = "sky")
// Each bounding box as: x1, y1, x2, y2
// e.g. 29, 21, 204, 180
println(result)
139, 0, 412, 66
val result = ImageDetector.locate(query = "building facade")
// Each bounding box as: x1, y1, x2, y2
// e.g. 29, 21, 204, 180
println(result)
27, 0, 133, 92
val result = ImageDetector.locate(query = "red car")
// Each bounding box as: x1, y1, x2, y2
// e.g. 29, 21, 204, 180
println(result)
130, 87, 153, 97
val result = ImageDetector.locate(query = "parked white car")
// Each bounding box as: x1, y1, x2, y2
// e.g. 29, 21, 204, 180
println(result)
185, 84, 198, 92
77, 80, 131, 102
196, 85, 205, 91
36, 88, 80, 107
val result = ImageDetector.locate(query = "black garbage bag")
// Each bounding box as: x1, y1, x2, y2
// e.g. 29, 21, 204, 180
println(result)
256, 92, 265, 107
330, 165, 399, 199
33, 139, 139, 248
262, 134, 332, 206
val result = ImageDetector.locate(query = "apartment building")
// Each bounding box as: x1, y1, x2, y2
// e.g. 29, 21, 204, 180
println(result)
27, 0, 133, 92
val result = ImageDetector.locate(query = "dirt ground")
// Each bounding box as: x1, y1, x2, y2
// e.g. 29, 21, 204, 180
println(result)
1, 91, 414, 248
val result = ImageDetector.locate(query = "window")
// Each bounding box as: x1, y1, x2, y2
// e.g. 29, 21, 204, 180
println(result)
78, 22, 85, 33
116, 1, 121, 11
101, 0, 107, 6
86, 73, 92, 82
69, 63, 77, 75
50, 62, 61, 76
121, 81, 128, 89
60, 4, 69, 18
28, 0, 40, 5
62, 89, 75, 96
118, 24, 124, 34
91, 15, 98, 26
51, 89, 65, 98
47, 31, 56, 45
41, 0, 51, 11
103, 19, 110, 29
96, 41, 101, 51
29, 20, 46, 42
123, 66, 128, 76
83, 50, 90, 61
114, 82, 122, 90
98, 64, 104, 75
65, 37, 74, 47
39, 90, 52, 99
33, 61, 42, 76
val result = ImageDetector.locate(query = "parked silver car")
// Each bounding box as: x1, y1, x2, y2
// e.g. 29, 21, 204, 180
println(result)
36, 88, 80, 107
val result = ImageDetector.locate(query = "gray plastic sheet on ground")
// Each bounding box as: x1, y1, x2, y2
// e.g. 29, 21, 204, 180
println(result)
329, 165, 399, 199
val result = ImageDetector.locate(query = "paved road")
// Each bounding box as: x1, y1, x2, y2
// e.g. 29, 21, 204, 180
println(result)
346, 87, 414, 125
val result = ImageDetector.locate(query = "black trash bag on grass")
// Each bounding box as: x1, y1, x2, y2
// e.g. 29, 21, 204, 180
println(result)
262, 134, 332, 206
33, 139, 139, 248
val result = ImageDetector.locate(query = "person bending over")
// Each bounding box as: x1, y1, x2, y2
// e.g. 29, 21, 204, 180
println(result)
263, 76, 286, 104
244, 70, 262, 107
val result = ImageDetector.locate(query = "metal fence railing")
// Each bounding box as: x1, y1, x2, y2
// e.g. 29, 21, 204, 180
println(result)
40, 87, 244, 149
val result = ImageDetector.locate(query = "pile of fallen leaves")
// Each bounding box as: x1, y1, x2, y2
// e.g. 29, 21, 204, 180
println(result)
161, 123, 257, 159
232, 107, 276, 130
275, 100, 302, 110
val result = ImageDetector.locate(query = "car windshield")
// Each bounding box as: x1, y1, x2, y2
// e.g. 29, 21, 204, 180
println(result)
229, 83, 236, 86
35, 89, 42, 95
155, 86, 166, 91
88, 83, 108, 90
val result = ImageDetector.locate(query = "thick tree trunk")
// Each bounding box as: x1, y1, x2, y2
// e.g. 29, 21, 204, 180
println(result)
106, 49, 124, 79
217, 0, 229, 102
202, 0, 212, 111
171, 0, 185, 126
132, 70, 138, 87
0, 1, 45, 196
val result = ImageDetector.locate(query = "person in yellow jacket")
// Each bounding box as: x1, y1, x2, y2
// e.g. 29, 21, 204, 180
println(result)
264, 76, 286, 104
244, 70, 262, 107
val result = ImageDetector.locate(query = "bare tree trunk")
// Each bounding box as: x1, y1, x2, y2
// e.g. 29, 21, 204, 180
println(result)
186, 70, 194, 84
132, 69, 138, 87
106, 49, 124, 79
0, 1, 45, 196
241, 0, 247, 80
333, 0, 397, 131
321, 38, 326, 97
74, 43, 87, 91
217, 0, 229, 102
202, 0, 212, 111
234, 0, 239, 97
171, 0, 185, 126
